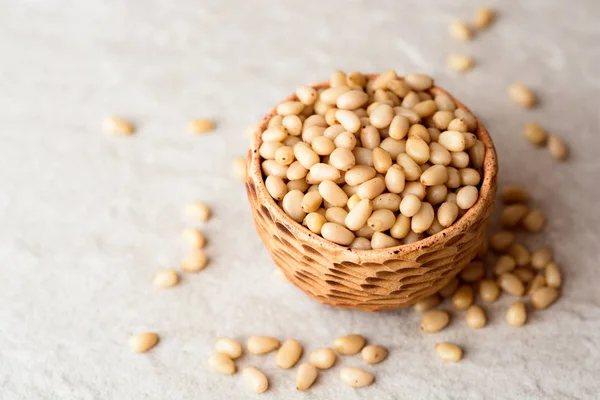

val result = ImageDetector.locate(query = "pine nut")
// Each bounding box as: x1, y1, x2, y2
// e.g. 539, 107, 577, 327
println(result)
460, 261, 484, 282
372, 147, 392, 174
456, 185, 479, 209
247, 336, 280, 354
153, 269, 179, 288
397, 153, 421, 181
450, 21, 473, 41
242, 367, 269, 394
523, 122, 546, 146
185, 201, 211, 222
340, 367, 374, 388
345, 199, 373, 231
209, 352, 237, 375
405, 73, 434, 91
435, 94, 456, 112
548, 135, 568, 160
329, 147, 356, 171
506, 301, 527, 326
282, 190, 306, 222
325, 207, 348, 225
507, 243, 530, 267
400, 194, 421, 217
337, 90, 369, 110
371, 231, 401, 249
187, 119, 214, 134
531, 248, 553, 270
527, 275, 546, 295
531, 286, 559, 309
296, 363, 318, 391
435, 343, 463, 362
181, 228, 206, 249
479, 279, 501, 303
321, 222, 355, 245
333, 334, 366, 355
265, 175, 288, 201
301, 190, 323, 212
420, 165, 448, 186
275, 339, 303, 369
319, 180, 348, 207
413, 294, 441, 312
498, 272, 525, 296
345, 165, 377, 186
438, 277, 459, 297
305, 212, 327, 234
405, 136, 430, 164
522, 209, 545, 232
278, 101, 305, 116
130, 332, 159, 353
545, 262, 562, 288
357, 176, 386, 200
336, 110, 361, 133
181, 250, 208, 272
502, 185, 530, 204
469, 140, 486, 169
367, 209, 396, 232
413, 100, 437, 118
104, 116, 135, 135
426, 185, 448, 205
514, 267, 535, 283
360, 126, 381, 150
494, 255, 516, 276
448, 118, 467, 133
508, 83, 536, 108
420, 310, 450, 333
502, 204, 529, 228
447, 54, 474, 72
489, 230, 515, 252
296, 86, 318, 105
361, 345, 388, 364
309, 348, 337, 369
439, 130, 467, 152
350, 237, 372, 249
370, 104, 394, 129
331, 71, 347, 87
287, 179, 309, 192
452, 285, 474, 310
438, 201, 459, 227
411, 202, 435, 233
347, 71, 367, 88
446, 167, 461, 189
372, 193, 402, 211
390, 214, 411, 239
429, 142, 452, 165
389, 115, 410, 140
466, 305, 487, 329
459, 168, 480, 186
475, 7, 495, 29
215, 338, 243, 360
262, 159, 287, 178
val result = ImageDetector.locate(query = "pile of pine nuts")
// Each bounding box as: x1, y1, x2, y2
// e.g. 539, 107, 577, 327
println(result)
260, 70, 486, 249
208, 334, 387, 393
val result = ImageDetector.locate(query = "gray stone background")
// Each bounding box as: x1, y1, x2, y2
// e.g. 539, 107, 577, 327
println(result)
1, 0, 599, 399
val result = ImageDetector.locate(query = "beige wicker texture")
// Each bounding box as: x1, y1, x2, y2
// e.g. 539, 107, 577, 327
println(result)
246, 76, 498, 312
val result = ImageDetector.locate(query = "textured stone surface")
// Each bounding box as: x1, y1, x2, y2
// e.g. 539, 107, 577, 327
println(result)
1, 0, 599, 399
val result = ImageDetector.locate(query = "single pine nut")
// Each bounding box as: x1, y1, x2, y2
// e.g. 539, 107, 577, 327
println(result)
300, 190, 323, 213
344, 199, 372, 230
439, 130, 467, 152
309, 348, 336, 369
447, 54, 474, 72
438, 277, 459, 297
372, 193, 402, 211
321, 222, 355, 245
531, 248, 553, 270
460, 261, 484, 282
429, 142, 452, 165
411, 202, 435, 233
506, 301, 527, 326
508, 83, 536, 108
185, 201, 210, 222
400, 194, 421, 217
330, 147, 356, 171
296, 363, 318, 391
459, 168, 480, 186
187, 119, 214, 134
372, 147, 392, 173
296, 86, 318, 105
435, 343, 463, 362
357, 176, 386, 200
397, 153, 421, 181
181, 250, 208, 272
371, 231, 400, 249
420, 165, 448, 186
502, 204, 529, 228
308, 163, 341, 184
452, 285, 474, 310
450, 151, 470, 169
413, 294, 441, 312
130, 332, 159, 353
498, 272, 525, 296
282, 190, 306, 222
420, 310, 450, 333
531, 286, 559, 309
209, 353, 236, 375
523, 122, 546, 146
360, 126, 381, 149
469, 140, 486, 169
262, 126, 288, 142
242, 367, 269, 394
389, 115, 410, 140
287, 161, 308, 180
494, 255, 517, 276
514, 267, 535, 283
276, 339, 303, 369
448, 118, 467, 133
390, 214, 411, 239
404, 73, 434, 91
215, 338, 243, 359
336, 110, 361, 133
262, 159, 287, 178
545, 262, 562, 288
350, 237, 372, 249
319, 180, 348, 207
361, 345, 388, 364
282, 115, 303, 136
449, 21, 473, 41
287, 179, 309, 192
475, 7, 495, 29
522, 209, 545, 232
104, 116, 135, 135
311, 136, 335, 156
435, 94, 457, 112
370, 104, 395, 129
456, 186, 479, 209
305, 212, 327, 234
479, 279, 501, 303
336, 90, 369, 110
507, 243, 531, 267
340, 367, 374, 388
466, 305, 487, 329
413, 100, 437, 118
426, 185, 448, 206
265, 175, 288, 201
527, 275, 546, 295
454, 109, 477, 131
247, 336, 280, 355
294, 142, 320, 169
181, 228, 206, 249
325, 207, 348, 225
447, 172, 461, 191
333, 334, 366, 355
406, 136, 430, 164
367, 209, 396, 232
347, 71, 367, 88
548, 135, 568, 160
489, 230, 515, 252
438, 201, 459, 227
502, 185, 530, 204
153, 269, 179, 288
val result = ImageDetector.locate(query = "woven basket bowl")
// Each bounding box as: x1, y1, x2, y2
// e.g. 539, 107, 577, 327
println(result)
246, 76, 498, 311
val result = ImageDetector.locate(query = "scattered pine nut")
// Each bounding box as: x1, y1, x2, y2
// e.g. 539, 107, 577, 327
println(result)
340, 367, 374, 388
466, 305, 487, 329
275, 339, 303, 369
180, 249, 208, 272
507, 243, 531, 267
502, 185, 530, 204
435, 343, 463, 362
531, 248, 553, 270
479, 279, 501, 303
514, 267, 535, 283
545, 262, 562, 288
527, 274, 546, 295
498, 272, 525, 296
181, 228, 206, 249
185, 201, 211, 222
361, 345, 388, 364
506, 301, 527, 326
502, 204, 529, 228
152, 269, 180, 288
523, 122, 547, 146
548, 135, 568, 160
474, 7, 495, 29
209, 352, 237, 375
449, 21, 473, 41
413, 294, 441, 312
508, 82, 536, 108
447, 54, 475, 72
494, 255, 516, 276
522, 209, 545, 232
452, 284, 474, 310
333, 334, 366, 355
232, 157, 247, 179
104, 116, 135, 136
296, 363, 318, 391
242, 367, 269, 394
420, 310, 450, 333
187, 119, 214, 134
309, 348, 336, 370
489, 230, 515, 252
531, 286, 559, 309
130, 332, 159, 353
215, 338, 243, 360
246, 336, 280, 355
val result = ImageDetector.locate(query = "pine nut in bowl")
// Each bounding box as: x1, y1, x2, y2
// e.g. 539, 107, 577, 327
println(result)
246, 71, 498, 311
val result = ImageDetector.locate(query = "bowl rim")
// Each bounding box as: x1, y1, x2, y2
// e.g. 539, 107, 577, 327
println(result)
247, 74, 498, 260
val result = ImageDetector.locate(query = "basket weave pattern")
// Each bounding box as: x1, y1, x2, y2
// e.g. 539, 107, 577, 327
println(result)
246, 81, 498, 312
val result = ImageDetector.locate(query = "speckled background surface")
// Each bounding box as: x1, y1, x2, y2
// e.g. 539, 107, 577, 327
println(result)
1, 0, 599, 399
